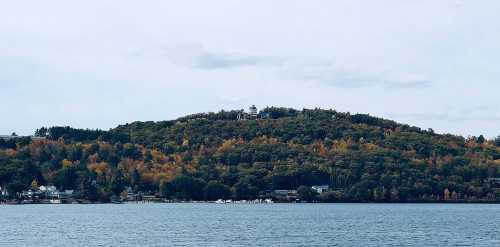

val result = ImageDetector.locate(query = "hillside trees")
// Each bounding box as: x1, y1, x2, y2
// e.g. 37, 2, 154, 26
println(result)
0, 107, 498, 202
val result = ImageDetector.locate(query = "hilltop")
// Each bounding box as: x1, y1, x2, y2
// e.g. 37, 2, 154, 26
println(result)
1, 107, 499, 203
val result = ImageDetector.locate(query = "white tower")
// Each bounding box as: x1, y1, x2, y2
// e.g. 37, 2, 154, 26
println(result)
249, 105, 258, 118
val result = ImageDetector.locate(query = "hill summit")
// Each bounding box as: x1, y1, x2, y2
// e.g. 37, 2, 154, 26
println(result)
1, 107, 499, 202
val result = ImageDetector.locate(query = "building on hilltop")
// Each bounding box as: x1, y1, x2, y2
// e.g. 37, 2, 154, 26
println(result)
237, 105, 259, 120
249, 105, 258, 118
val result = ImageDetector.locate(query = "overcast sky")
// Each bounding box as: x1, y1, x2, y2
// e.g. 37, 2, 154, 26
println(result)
1, 0, 499, 137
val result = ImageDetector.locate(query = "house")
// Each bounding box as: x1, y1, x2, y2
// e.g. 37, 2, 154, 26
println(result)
273, 190, 297, 197
40, 185, 58, 194
38, 185, 62, 199
123, 187, 141, 201
484, 178, 500, 188
21, 189, 36, 198
61, 190, 75, 198
272, 190, 298, 201
311, 185, 329, 194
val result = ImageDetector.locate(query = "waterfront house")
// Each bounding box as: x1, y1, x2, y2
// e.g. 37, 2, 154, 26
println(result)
39, 185, 59, 198
273, 190, 298, 200
122, 187, 141, 201
311, 185, 329, 194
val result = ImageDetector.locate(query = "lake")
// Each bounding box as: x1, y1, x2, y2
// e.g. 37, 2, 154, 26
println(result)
1, 203, 500, 246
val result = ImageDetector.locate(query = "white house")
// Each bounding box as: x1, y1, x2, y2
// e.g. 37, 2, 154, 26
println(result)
311, 185, 329, 194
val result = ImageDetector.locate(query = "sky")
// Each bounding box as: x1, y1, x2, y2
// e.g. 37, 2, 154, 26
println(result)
1, 0, 499, 138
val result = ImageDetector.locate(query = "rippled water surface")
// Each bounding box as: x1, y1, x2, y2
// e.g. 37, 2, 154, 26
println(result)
1, 203, 500, 246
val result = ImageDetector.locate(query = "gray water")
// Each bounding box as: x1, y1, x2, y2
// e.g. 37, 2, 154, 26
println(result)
1, 203, 499, 246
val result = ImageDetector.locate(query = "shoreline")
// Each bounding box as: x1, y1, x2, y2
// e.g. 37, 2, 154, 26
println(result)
3, 200, 500, 205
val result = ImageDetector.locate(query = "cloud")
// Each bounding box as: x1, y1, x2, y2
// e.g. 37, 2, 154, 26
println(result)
133, 44, 434, 90
192, 52, 266, 69
392, 113, 500, 122
385, 104, 500, 138
278, 59, 433, 90
128, 43, 274, 70
388, 105, 500, 125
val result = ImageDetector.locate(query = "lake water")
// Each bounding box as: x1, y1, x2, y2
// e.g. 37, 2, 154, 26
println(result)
1, 203, 500, 246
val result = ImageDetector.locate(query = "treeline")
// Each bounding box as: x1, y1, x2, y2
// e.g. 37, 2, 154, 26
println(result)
1, 107, 500, 202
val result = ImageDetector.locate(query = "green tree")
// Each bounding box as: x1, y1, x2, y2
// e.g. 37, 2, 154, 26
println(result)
164, 175, 206, 200
477, 135, 485, 144
494, 136, 500, 147
297, 185, 318, 202
204, 181, 231, 200
109, 170, 126, 195
233, 181, 258, 200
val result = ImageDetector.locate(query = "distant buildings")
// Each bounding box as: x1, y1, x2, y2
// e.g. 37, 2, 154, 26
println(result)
484, 178, 500, 188
123, 187, 142, 201
272, 190, 298, 201
18, 186, 77, 204
237, 105, 262, 120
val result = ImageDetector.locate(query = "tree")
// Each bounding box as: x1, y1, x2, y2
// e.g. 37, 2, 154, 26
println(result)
233, 181, 258, 200
109, 170, 126, 195
477, 135, 485, 144
31, 179, 38, 189
159, 180, 168, 198
7, 181, 25, 194
55, 167, 78, 190
444, 188, 450, 201
164, 175, 206, 200
204, 181, 231, 201
130, 169, 141, 190
1, 107, 499, 203
123, 144, 142, 159
35, 127, 48, 137
297, 186, 318, 202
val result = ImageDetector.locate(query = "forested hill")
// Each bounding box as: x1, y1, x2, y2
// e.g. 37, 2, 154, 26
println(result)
1, 107, 500, 202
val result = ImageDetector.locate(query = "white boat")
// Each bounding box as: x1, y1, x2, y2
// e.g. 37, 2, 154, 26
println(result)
215, 199, 225, 204
49, 199, 61, 204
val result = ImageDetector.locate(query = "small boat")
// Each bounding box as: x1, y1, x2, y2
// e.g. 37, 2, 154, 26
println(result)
264, 199, 274, 203
22, 199, 34, 204
49, 199, 61, 204
110, 195, 123, 204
